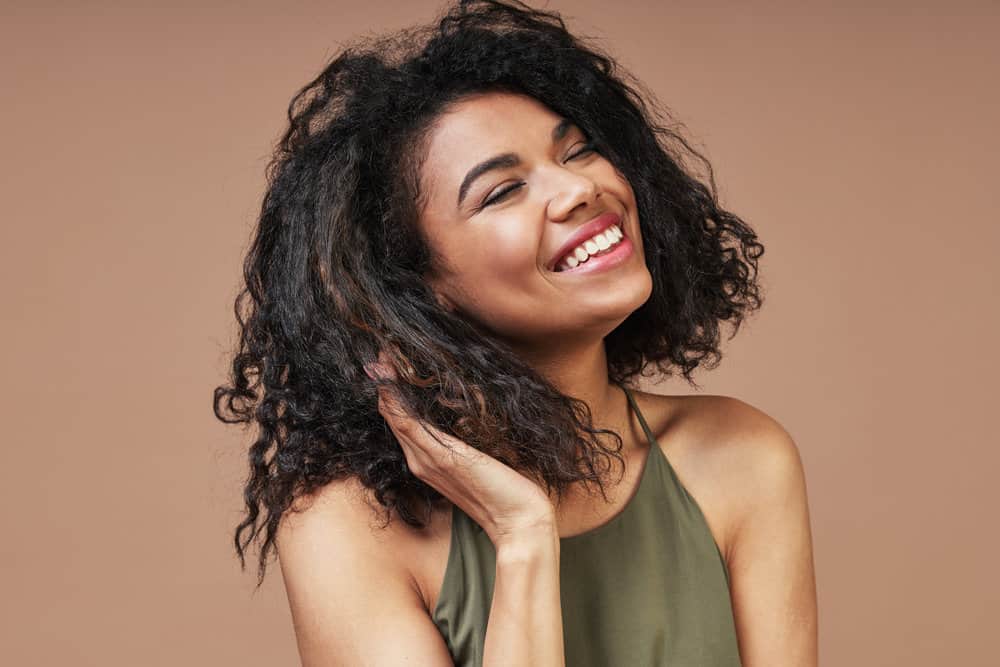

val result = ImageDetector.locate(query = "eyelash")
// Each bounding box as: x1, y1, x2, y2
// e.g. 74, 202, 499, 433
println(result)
478, 142, 599, 210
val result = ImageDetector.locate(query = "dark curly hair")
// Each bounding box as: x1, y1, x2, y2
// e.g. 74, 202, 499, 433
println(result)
213, 0, 765, 588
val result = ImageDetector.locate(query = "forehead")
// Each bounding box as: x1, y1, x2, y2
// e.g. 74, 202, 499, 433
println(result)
419, 92, 567, 200
429, 92, 560, 146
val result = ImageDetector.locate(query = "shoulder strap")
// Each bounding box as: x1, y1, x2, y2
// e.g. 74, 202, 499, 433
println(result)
621, 384, 659, 449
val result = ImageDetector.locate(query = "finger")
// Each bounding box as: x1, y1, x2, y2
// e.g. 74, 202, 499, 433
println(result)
403, 416, 481, 470
375, 390, 464, 462
363, 348, 397, 381
363, 360, 393, 382
363, 358, 477, 466
394, 433, 426, 477
376, 384, 415, 423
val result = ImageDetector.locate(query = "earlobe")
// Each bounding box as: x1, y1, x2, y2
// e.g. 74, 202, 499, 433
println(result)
434, 291, 456, 312
424, 267, 460, 314
426, 280, 453, 312
424, 273, 455, 312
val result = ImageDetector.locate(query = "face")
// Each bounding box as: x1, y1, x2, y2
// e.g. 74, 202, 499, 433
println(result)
417, 91, 653, 349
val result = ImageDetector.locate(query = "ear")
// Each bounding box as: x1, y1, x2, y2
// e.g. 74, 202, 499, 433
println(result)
424, 271, 457, 313
433, 289, 456, 312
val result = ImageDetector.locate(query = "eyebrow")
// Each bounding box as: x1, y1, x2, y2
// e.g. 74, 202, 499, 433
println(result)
456, 117, 575, 209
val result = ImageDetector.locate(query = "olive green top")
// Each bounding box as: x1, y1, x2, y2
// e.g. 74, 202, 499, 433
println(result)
431, 385, 743, 666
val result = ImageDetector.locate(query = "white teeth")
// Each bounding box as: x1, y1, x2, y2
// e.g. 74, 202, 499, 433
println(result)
556, 224, 626, 272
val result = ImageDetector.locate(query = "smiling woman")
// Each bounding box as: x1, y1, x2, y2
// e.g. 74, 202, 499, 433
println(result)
418, 93, 651, 344
212, 0, 816, 665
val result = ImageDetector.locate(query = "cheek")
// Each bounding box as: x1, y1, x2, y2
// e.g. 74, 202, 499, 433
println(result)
463, 225, 540, 277
608, 165, 636, 203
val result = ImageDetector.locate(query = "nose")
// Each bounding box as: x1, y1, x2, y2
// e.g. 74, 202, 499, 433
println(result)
545, 167, 602, 222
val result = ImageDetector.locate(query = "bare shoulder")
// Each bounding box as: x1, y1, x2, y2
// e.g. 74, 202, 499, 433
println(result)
672, 393, 801, 475
275, 477, 455, 664
656, 394, 817, 663
277, 476, 451, 611
278, 476, 395, 548
278, 475, 444, 573
275, 477, 414, 603
638, 391, 807, 561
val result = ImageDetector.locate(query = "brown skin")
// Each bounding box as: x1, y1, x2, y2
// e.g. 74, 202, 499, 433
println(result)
370, 388, 818, 666
369, 356, 567, 666
367, 354, 558, 547
415, 91, 818, 663
278, 91, 818, 665
418, 91, 653, 426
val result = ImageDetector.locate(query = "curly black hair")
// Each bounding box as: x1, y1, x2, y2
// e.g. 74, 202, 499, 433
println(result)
213, 0, 765, 588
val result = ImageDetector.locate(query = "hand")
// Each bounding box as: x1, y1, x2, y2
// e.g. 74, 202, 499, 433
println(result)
365, 354, 557, 547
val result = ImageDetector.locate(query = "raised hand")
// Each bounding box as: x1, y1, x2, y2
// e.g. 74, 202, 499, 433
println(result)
365, 355, 557, 547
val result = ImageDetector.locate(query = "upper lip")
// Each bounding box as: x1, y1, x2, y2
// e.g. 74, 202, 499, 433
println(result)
546, 211, 623, 270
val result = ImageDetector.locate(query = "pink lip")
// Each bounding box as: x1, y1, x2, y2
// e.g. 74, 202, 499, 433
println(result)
552, 233, 634, 276
547, 212, 623, 271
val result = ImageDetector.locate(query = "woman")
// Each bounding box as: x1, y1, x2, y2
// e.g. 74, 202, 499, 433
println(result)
213, 0, 818, 664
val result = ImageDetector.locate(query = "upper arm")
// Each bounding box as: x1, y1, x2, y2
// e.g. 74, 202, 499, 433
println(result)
275, 480, 453, 667
716, 399, 818, 667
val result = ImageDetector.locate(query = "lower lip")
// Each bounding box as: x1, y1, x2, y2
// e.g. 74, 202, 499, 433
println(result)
552, 234, 635, 276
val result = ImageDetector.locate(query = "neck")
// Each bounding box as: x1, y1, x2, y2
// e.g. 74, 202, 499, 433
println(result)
511, 336, 634, 450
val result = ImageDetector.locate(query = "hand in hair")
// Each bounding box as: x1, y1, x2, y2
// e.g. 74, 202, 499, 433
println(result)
366, 352, 557, 547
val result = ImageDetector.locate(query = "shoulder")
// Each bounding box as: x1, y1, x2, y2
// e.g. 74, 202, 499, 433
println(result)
640, 391, 807, 560
680, 394, 802, 478
274, 478, 458, 663
643, 391, 802, 486
662, 394, 817, 662
277, 476, 403, 567
276, 476, 450, 613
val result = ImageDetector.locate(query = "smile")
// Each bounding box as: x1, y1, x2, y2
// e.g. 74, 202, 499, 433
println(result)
552, 226, 634, 275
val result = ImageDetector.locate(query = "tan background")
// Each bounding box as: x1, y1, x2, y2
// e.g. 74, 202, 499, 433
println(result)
3, 0, 997, 664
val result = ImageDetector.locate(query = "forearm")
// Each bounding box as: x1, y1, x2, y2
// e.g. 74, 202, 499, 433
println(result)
483, 527, 565, 667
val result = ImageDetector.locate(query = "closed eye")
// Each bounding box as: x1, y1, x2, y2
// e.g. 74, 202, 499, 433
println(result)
568, 141, 598, 159
481, 182, 524, 208
478, 142, 601, 210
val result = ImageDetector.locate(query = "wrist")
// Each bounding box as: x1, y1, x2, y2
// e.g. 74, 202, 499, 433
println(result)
494, 523, 560, 563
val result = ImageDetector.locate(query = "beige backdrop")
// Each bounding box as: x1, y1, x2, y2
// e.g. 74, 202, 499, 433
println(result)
3, 1, 997, 665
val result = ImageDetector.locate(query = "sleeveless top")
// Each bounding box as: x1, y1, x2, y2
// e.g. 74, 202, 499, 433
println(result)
431, 385, 743, 666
